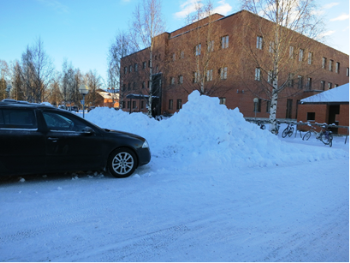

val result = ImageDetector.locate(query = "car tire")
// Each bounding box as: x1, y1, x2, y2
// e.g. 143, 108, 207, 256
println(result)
108, 148, 137, 178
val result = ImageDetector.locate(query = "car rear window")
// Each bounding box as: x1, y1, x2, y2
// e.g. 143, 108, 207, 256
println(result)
0, 109, 37, 129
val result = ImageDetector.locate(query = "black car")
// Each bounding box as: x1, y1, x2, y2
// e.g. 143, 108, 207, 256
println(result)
0, 99, 151, 178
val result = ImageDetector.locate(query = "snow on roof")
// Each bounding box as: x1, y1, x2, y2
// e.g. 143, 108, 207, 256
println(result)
301, 83, 349, 103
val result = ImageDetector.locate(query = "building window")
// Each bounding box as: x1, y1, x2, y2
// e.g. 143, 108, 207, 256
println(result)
329, 60, 333, 71
124, 67, 127, 74
254, 99, 261, 112
180, 50, 184, 59
178, 75, 183, 84
172, 53, 176, 61
255, 68, 261, 81
129, 65, 132, 73
170, 77, 175, 85
328, 82, 332, 89
122, 84, 126, 91
208, 40, 214, 52
169, 99, 173, 110
148, 81, 150, 89
142, 81, 145, 89
122, 101, 126, 109
195, 44, 201, 56
335, 62, 340, 73
266, 100, 271, 113
320, 80, 325, 90
132, 101, 136, 109
269, 42, 274, 53
307, 77, 312, 90
289, 46, 294, 58
322, 57, 326, 69
299, 49, 304, 61
128, 83, 131, 90
308, 52, 312, 64
206, 69, 213, 81
335, 84, 339, 87
256, 36, 263, 49
268, 70, 273, 83
193, 72, 200, 83
127, 101, 131, 109
298, 75, 303, 89
220, 67, 227, 80
347, 67, 349, 76
143, 61, 146, 69
221, 36, 229, 49
155, 55, 158, 60
134, 63, 138, 72
219, 97, 226, 105
307, 112, 315, 121
177, 99, 182, 109
288, 73, 294, 87
141, 101, 144, 109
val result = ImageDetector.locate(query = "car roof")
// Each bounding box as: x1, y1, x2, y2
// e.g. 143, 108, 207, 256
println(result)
0, 99, 56, 109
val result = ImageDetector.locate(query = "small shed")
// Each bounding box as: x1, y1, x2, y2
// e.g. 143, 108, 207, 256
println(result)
297, 83, 349, 135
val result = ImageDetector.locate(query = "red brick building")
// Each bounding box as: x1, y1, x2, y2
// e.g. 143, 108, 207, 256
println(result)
120, 10, 349, 120
297, 83, 349, 135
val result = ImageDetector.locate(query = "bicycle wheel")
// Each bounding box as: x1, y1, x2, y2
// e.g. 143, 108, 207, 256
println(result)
282, 128, 288, 138
288, 127, 294, 137
303, 131, 311, 141
321, 133, 333, 146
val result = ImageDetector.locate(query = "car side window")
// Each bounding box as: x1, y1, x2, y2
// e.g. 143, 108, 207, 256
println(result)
43, 111, 86, 132
0, 109, 37, 129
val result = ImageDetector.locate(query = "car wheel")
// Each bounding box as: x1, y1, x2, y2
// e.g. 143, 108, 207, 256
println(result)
108, 148, 137, 178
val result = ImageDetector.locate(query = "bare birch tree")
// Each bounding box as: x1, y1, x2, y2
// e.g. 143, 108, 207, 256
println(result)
0, 60, 10, 100
107, 31, 135, 92
240, 0, 324, 132
130, 0, 165, 117
20, 38, 54, 102
85, 70, 103, 107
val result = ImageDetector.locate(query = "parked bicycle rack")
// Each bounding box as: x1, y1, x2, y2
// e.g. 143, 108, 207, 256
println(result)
245, 118, 349, 144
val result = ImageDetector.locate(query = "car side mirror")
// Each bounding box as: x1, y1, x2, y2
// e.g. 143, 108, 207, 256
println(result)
82, 127, 95, 135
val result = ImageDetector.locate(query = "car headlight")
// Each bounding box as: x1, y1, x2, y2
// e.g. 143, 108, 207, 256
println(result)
142, 140, 149, 148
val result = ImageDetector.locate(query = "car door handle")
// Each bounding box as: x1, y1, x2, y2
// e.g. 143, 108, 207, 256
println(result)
48, 137, 58, 142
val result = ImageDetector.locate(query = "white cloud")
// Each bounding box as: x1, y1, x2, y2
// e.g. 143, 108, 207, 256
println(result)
174, 0, 202, 19
323, 2, 339, 9
318, 30, 336, 38
330, 13, 349, 21
313, 2, 339, 16
174, 0, 232, 19
212, 0, 232, 15
36, 0, 69, 14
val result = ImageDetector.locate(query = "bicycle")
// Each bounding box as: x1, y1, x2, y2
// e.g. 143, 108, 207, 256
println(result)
256, 120, 266, 130
302, 125, 333, 147
282, 123, 294, 138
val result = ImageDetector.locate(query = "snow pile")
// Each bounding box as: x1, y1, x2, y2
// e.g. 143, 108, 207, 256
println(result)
301, 83, 349, 103
86, 91, 348, 172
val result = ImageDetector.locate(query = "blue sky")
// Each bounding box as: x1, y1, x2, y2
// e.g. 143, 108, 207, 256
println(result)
0, 0, 348, 88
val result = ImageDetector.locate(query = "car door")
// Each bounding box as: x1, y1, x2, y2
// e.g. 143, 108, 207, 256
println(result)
41, 110, 104, 172
0, 108, 46, 175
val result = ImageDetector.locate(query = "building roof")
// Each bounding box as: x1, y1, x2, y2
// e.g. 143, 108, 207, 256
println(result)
301, 83, 349, 103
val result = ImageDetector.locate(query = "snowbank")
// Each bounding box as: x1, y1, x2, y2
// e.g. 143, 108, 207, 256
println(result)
86, 91, 348, 172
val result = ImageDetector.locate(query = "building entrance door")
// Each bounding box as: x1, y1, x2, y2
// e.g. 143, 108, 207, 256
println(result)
286, 99, 293, 119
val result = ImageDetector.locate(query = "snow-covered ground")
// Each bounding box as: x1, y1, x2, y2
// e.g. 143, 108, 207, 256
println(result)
1, 91, 349, 262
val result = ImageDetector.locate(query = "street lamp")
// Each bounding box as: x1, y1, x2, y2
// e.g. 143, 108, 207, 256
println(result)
79, 84, 90, 118
6, 84, 12, 99
253, 97, 259, 121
